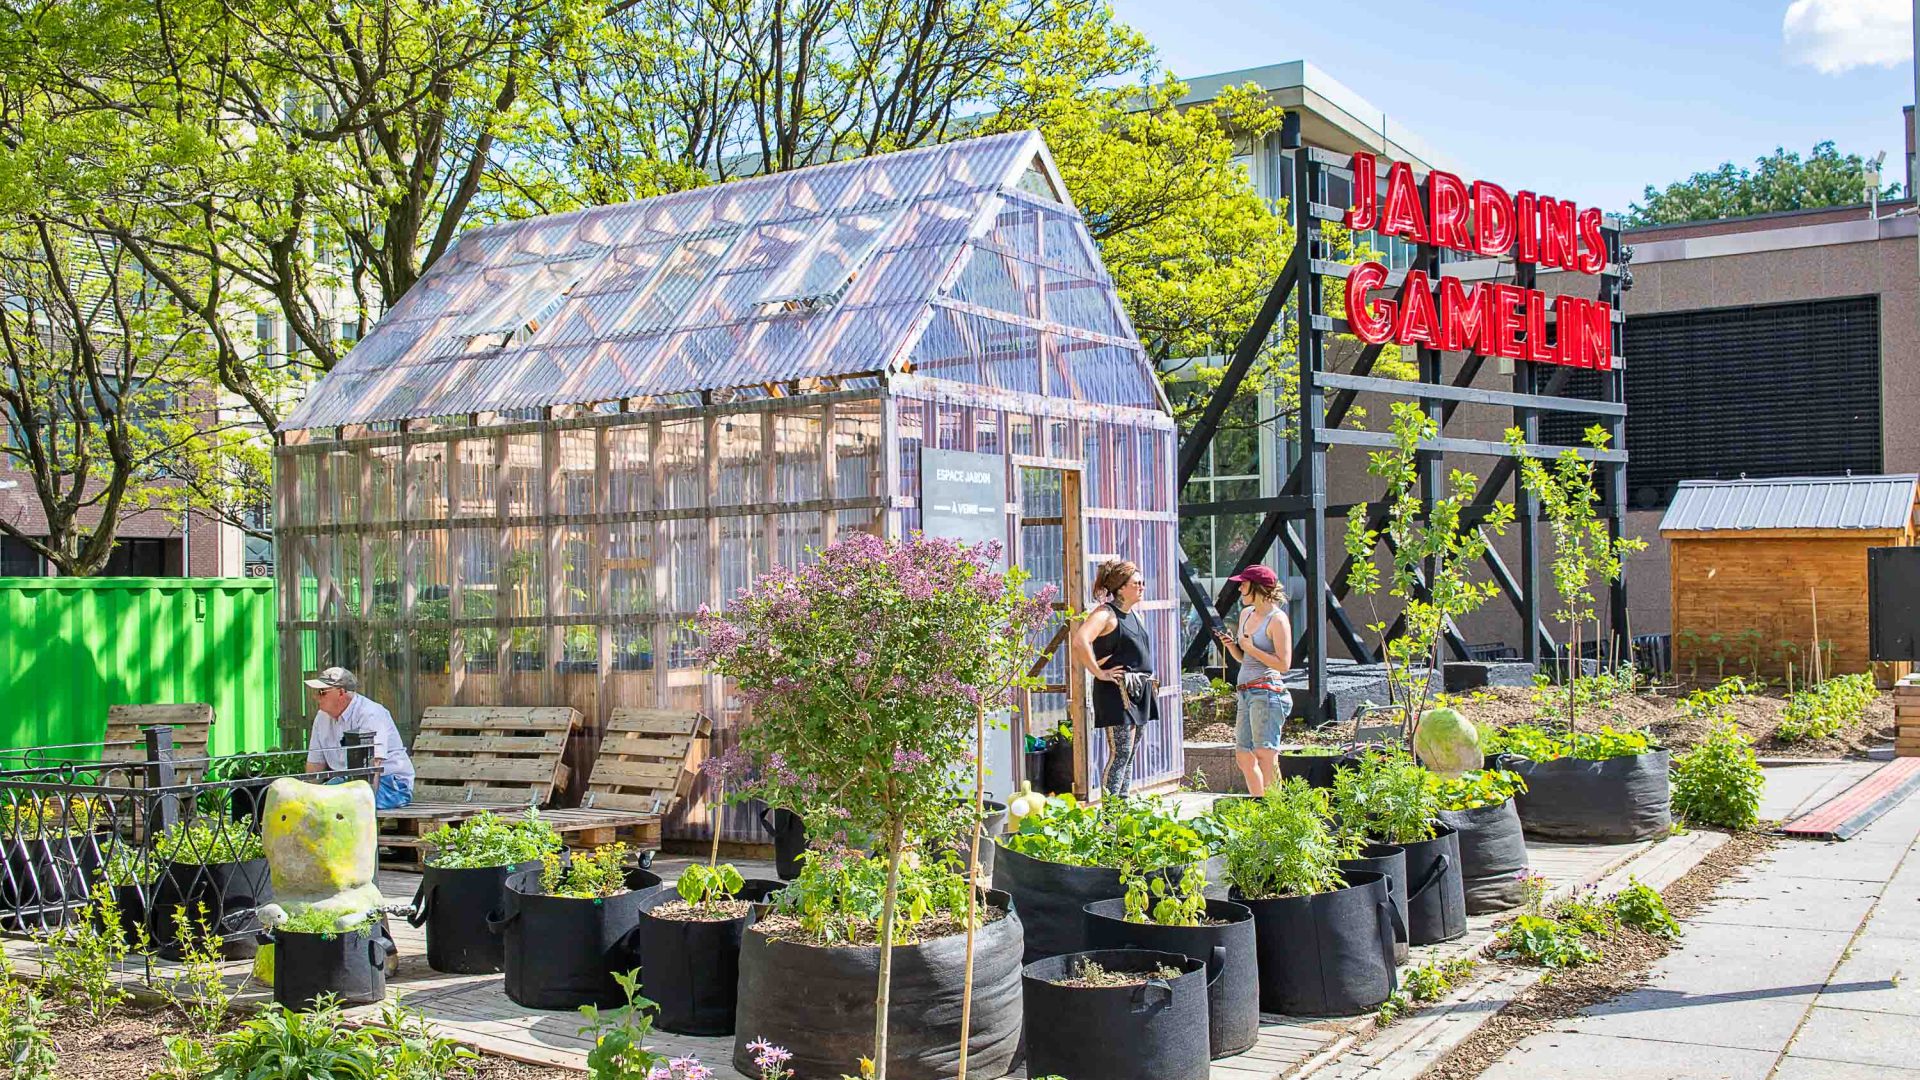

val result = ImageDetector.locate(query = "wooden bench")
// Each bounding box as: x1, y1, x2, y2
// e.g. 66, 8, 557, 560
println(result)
101, 704, 214, 767
581, 708, 712, 816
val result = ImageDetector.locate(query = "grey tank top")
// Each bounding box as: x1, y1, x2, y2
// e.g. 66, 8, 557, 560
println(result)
1238, 607, 1285, 685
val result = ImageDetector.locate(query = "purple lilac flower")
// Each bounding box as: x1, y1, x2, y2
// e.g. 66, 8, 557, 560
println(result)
892, 748, 929, 773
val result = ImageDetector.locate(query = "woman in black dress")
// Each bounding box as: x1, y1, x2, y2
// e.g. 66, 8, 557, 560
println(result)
1070, 558, 1157, 797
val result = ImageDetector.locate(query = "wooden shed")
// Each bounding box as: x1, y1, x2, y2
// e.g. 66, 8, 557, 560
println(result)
1662, 474, 1919, 686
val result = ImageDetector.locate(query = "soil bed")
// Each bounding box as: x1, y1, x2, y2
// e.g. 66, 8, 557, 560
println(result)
647, 898, 752, 921
1048, 957, 1183, 988
750, 906, 1006, 947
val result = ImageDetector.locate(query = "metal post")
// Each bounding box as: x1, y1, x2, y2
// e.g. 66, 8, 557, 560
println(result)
142, 726, 179, 836
1515, 262, 1542, 668
1293, 144, 1329, 724
343, 730, 374, 780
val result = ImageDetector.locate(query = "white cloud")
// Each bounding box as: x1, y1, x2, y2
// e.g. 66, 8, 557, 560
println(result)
1783, 0, 1912, 74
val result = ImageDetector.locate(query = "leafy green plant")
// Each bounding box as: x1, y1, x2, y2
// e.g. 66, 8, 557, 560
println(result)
169, 999, 477, 1080
163, 904, 242, 1035
154, 816, 265, 865
540, 844, 633, 899
675, 863, 747, 917
1675, 675, 1762, 721
1376, 955, 1478, 1025
1483, 724, 1650, 762
1280, 746, 1340, 757
1610, 879, 1680, 940
275, 906, 380, 938
1001, 794, 1223, 875
0, 795, 102, 839
1347, 404, 1515, 723
578, 969, 666, 1080
1671, 720, 1764, 829
1428, 769, 1527, 811
0, 967, 57, 1080
772, 849, 974, 945
99, 838, 161, 887
1217, 778, 1346, 900
38, 886, 136, 1020
1554, 892, 1616, 939
1494, 914, 1600, 968
1330, 750, 1438, 848
1122, 863, 1208, 927
421, 809, 563, 869
1778, 673, 1878, 742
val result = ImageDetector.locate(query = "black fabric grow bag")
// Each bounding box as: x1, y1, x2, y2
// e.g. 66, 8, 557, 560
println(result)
1276, 753, 1340, 789
408, 860, 539, 975
103, 883, 149, 947
1042, 739, 1075, 794
1438, 798, 1529, 914
1083, 897, 1258, 1059
732, 890, 1023, 1080
1235, 869, 1399, 1016
635, 889, 752, 1036
993, 844, 1226, 963
1503, 750, 1672, 843
149, 857, 273, 960
1339, 843, 1407, 964
270, 923, 393, 1011
493, 866, 663, 1010
1398, 824, 1466, 946
1022, 948, 1210, 1080
758, 808, 807, 880
948, 802, 1009, 882
1, 833, 105, 930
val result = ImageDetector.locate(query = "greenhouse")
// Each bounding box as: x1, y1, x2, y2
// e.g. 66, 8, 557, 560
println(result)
273, 130, 1185, 841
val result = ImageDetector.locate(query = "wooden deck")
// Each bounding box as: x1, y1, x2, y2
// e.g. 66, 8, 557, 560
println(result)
0, 836, 1674, 1078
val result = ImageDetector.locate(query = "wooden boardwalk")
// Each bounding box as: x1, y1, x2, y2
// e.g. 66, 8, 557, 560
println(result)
0, 839, 1670, 1078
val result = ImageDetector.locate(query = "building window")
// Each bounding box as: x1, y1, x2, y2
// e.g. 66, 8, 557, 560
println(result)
1176, 385, 1264, 590
99, 538, 172, 576
1, 536, 44, 577
1540, 296, 1883, 509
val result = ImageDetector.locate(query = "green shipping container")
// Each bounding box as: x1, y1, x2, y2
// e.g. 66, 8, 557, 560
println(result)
0, 577, 279, 757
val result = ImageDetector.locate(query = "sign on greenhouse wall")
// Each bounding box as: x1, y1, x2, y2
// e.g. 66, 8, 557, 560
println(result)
1340, 152, 1615, 370
921, 448, 1008, 561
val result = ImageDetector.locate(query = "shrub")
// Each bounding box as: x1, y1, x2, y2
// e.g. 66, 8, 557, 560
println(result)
1610, 879, 1680, 939
1777, 673, 1878, 742
1330, 749, 1439, 848
421, 809, 563, 870
539, 844, 633, 899
163, 904, 240, 1035
675, 863, 746, 916
1671, 720, 1764, 829
1001, 795, 1222, 874
0, 958, 56, 1080
1218, 779, 1345, 900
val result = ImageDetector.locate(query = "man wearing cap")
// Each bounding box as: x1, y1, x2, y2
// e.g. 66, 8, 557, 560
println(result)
303, 667, 415, 810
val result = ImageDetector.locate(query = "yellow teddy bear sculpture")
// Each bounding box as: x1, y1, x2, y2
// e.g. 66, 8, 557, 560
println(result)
251, 777, 389, 984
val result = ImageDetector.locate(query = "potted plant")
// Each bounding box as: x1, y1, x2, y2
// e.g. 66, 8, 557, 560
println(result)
730, 851, 1024, 1080
408, 809, 562, 974
97, 839, 160, 948
146, 815, 272, 960
696, 533, 1052, 1080
1021, 950, 1210, 1080
1083, 864, 1258, 1059
0, 796, 106, 930
1331, 750, 1465, 946
1485, 725, 1670, 842
1218, 778, 1398, 1016
634, 862, 761, 1035
1431, 768, 1530, 913
493, 843, 663, 1009
267, 908, 392, 1011
996, 793, 1226, 963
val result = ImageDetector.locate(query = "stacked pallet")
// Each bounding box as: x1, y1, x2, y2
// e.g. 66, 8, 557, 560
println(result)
1896, 677, 1920, 758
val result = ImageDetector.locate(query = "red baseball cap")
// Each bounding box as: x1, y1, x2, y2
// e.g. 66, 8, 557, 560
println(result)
1227, 565, 1278, 589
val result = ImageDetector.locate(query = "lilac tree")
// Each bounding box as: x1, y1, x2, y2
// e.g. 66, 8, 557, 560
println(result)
695, 533, 1053, 1078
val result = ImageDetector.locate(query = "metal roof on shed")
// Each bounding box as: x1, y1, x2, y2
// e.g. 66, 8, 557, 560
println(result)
1658, 475, 1920, 533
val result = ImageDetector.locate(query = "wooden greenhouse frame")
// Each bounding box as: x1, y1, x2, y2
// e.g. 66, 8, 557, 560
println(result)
274, 131, 1185, 841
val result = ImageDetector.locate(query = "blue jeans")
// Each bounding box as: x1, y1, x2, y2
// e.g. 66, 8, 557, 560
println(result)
1235, 688, 1291, 751
327, 774, 413, 810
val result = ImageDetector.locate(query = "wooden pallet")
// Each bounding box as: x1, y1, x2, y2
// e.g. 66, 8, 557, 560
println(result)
408, 706, 580, 806
377, 805, 663, 870
580, 709, 711, 816
102, 704, 214, 765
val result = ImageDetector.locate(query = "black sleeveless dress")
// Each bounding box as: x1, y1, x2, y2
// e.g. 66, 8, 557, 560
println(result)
1091, 601, 1157, 729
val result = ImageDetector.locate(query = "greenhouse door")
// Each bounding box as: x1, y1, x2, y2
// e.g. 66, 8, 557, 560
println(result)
1015, 466, 1088, 797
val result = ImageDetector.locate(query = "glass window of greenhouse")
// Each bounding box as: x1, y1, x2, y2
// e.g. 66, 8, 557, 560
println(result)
274, 130, 1183, 841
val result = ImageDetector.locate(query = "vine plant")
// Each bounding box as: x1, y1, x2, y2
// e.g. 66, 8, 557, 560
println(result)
1502, 425, 1647, 732
1345, 402, 1514, 726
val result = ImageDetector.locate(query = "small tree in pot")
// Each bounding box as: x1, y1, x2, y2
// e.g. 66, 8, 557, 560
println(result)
696, 533, 1052, 1080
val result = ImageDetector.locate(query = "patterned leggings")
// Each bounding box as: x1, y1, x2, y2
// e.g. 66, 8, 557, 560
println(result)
1103, 723, 1144, 797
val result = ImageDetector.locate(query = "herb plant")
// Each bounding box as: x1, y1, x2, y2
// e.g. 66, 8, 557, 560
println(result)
772, 850, 975, 945
1428, 769, 1527, 812
1122, 863, 1208, 927
163, 1000, 476, 1080
39, 886, 136, 1020
1330, 750, 1438, 847
577, 969, 666, 1080
675, 863, 747, 917
421, 810, 563, 869
540, 844, 632, 899
275, 906, 379, 937
1610, 879, 1680, 939
1376, 955, 1477, 1025
1671, 720, 1764, 829
1217, 779, 1346, 900
1495, 914, 1600, 968
0, 963, 57, 1080
1483, 724, 1650, 762
154, 816, 265, 864
1001, 794, 1223, 874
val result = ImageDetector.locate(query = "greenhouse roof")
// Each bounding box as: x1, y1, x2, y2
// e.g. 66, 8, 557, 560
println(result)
283, 130, 1160, 430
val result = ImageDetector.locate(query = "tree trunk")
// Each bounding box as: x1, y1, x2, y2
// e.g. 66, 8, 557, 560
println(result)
957, 705, 986, 1078
872, 818, 906, 1080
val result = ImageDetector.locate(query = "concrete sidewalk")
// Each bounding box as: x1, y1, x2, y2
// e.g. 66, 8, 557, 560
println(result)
1480, 761, 1920, 1080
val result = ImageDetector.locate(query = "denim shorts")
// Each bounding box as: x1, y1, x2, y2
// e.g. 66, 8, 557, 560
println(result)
1235, 687, 1291, 752
327, 773, 413, 810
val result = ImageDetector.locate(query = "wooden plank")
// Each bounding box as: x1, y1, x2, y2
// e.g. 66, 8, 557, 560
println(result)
411, 734, 568, 755
597, 733, 696, 762
418, 706, 579, 732
412, 758, 560, 785
586, 760, 682, 791
411, 784, 546, 804
108, 703, 216, 727
580, 790, 666, 814
603, 709, 708, 735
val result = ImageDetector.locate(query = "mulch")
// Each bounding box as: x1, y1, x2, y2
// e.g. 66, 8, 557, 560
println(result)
1423, 828, 1779, 1080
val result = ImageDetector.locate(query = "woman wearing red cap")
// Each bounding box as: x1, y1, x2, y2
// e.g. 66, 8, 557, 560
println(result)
1215, 565, 1292, 796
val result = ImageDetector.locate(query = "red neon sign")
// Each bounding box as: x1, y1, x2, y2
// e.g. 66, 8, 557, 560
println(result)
1340, 152, 1613, 369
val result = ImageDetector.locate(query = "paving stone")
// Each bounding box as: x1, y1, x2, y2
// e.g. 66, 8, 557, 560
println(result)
1785, 1004, 1920, 1068
1759, 840, 1913, 884
1558, 992, 1810, 1051
1687, 874, 1884, 933
1477, 1031, 1777, 1080
1773, 1054, 1920, 1078
1645, 922, 1856, 1001
1822, 935, 1920, 1016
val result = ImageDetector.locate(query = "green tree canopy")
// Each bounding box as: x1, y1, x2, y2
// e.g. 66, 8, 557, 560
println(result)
1626, 142, 1902, 227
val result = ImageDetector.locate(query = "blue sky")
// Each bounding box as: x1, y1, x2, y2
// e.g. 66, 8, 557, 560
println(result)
1108, 0, 1916, 213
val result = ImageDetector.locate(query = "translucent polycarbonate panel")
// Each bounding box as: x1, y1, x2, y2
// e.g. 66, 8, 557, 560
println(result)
1042, 273, 1128, 338
713, 415, 764, 506
281, 130, 1158, 430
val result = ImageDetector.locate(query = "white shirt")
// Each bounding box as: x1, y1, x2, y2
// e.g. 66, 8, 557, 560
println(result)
307, 694, 414, 782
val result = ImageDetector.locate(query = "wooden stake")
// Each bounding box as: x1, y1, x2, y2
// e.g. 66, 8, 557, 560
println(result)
1810, 588, 1823, 684
957, 702, 986, 1079
708, 781, 722, 868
